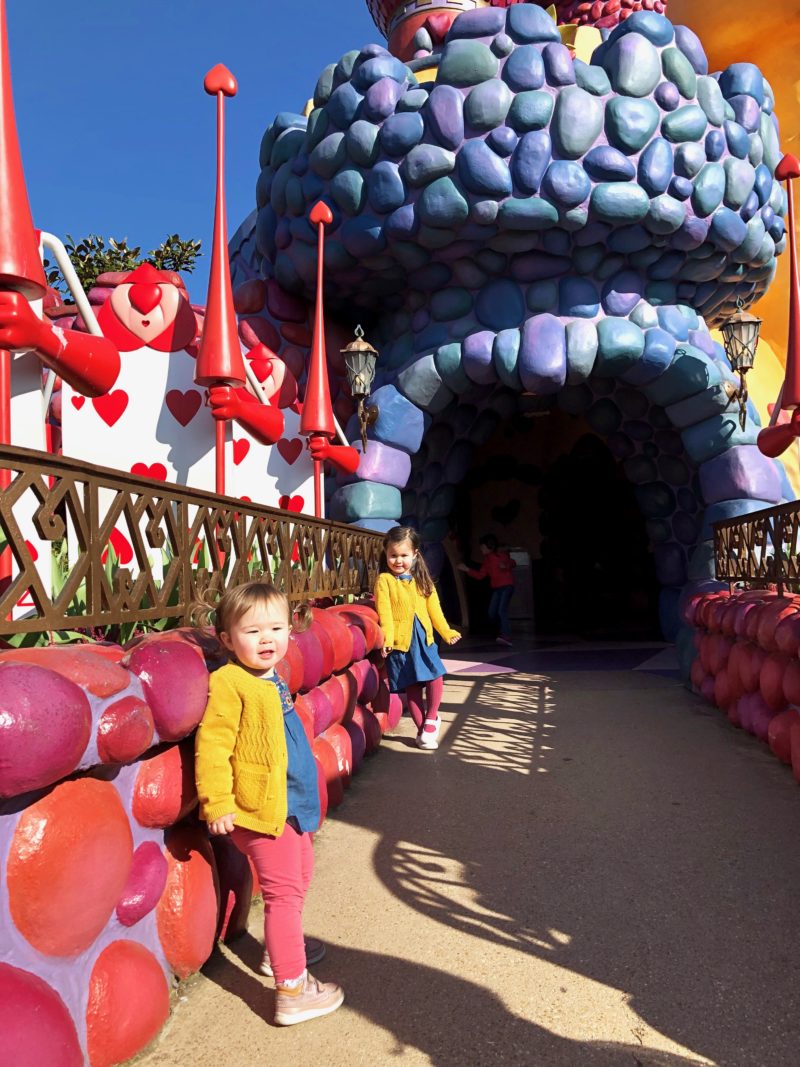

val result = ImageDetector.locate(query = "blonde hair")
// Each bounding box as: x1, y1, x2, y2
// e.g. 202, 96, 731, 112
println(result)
191, 580, 312, 636
380, 525, 434, 598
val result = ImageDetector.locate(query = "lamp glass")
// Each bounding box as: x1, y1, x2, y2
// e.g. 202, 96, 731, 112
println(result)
721, 309, 762, 374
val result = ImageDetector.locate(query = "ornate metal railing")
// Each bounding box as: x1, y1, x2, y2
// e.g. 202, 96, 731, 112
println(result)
713, 500, 800, 595
0, 446, 384, 635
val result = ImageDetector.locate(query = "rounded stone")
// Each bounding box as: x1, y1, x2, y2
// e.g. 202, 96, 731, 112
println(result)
367, 160, 405, 213
540, 160, 591, 209
353, 440, 412, 488
647, 194, 686, 234
754, 164, 773, 206
97, 695, 155, 765
638, 138, 674, 196
662, 105, 708, 143
331, 481, 402, 522
724, 120, 750, 160
493, 329, 521, 388
588, 398, 622, 435
475, 279, 526, 330
692, 163, 726, 218
503, 45, 545, 91
487, 126, 519, 157
458, 139, 512, 197
655, 81, 680, 112
552, 86, 603, 158
380, 112, 424, 156
310, 132, 347, 178
352, 53, 409, 89
602, 271, 644, 316
0, 661, 91, 797
606, 97, 660, 154
449, 5, 506, 37
499, 198, 558, 230
116, 841, 169, 927
675, 143, 706, 179
616, 11, 675, 46
507, 90, 554, 132
363, 77, 403, 122
402, 144, 456, 187
465, 79, 513, 130
127, 638, 209, 742
507, 3, 561, 43
595, 317, 646, 376
418, 176, 469, 226
133, 742, 198, 828
565, 319, 598, 382
438, 40, 499, 87
462, 331, 498, 385
584, 146, 636, 182
559, 277, 599, 318
327, 81, 363, 128
604, 33, 662, 97
543, 42, 575, 86
574, 59, 611, 96
8, 778, 133, 956
705, 129, 726, 161
518, 314, 567, 393
591, 184, 650, 223
330, 166, 366, 215
661, 47, 697, 100
492, 32, 514, 57
709, 208, 748, 252
157, 823, 218, 979
697, 75, 725, 126
511, 130, 551, 193
718, 63, 765, 107
426, 85, 465, 149
0, 965, 82, 1067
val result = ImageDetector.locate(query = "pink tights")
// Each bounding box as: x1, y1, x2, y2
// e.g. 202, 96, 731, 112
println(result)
405, 676, 443, 734
230, 824, 313, 983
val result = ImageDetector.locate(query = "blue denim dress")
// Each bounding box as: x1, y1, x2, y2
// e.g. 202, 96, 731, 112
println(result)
385, 574, 447, 693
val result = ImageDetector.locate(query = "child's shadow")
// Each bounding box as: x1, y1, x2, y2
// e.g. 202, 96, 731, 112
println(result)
201, 932, 277, 1025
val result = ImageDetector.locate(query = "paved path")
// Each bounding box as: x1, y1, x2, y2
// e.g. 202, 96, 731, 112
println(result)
136, 640, 800, 1067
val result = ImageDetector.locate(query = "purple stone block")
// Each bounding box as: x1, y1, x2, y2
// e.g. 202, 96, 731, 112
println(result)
352, 441, 411, 488
370, 384, 425, 453
602, 270, 643, 316
698, 445, 783, 505
427, 84, 465, 150
364, 77, 403, 122
462, 331, 498, 384
729, 94, 760, 134
519, 315, 566, 393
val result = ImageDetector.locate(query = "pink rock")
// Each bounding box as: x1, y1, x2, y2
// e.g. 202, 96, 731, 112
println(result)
344, 718, 367, 771
310, 619, 335, 680
132, 742, 198, 828
239, 314, 280, 352
267, 279, 307, 323
116, 841, 169, 926
348, 623, 367, 661
97, 695, 155, 764
280, 344, 306, 380
352, 704, 382, 754
360, 662, 381, 704
387, 693, 403, 728
0, 964, 82, 1066
0, 645, 129, 696
319, 676, 346, 726
0, 662, 91, 797
768, 708, 798, 763
291, 628, 324, 692
305, 686, 335, 735
126, 639, 209, 741
233, 279, 267, 315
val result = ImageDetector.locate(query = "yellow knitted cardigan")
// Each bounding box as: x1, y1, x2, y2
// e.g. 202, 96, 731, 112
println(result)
195, 663, 289, 836
374, 572, 460, 652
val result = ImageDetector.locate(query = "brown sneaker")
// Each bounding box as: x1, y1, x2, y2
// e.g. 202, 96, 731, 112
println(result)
274, 971, 344, 1026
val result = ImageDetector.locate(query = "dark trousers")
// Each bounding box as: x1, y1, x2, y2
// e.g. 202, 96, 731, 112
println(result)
488, 585, 514, 637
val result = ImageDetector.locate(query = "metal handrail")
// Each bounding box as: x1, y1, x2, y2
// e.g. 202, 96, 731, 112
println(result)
713, 499, 800, 596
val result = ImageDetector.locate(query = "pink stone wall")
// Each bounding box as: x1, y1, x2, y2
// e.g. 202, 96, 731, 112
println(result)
0, 604, 398, 1066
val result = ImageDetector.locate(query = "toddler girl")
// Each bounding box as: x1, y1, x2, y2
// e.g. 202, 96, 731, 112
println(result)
374, 526, 460, 750
194, 580, 343, 1026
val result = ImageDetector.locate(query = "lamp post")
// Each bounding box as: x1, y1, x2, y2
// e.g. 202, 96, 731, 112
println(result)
720, 299, 762, 431
341, 326, 379, 452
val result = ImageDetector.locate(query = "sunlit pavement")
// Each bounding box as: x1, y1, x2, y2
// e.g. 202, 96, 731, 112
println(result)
136, 637, 800, 1067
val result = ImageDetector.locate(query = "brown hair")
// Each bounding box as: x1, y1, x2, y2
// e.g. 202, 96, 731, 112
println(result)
381, 525, 434, 598
191, 580, 312, 636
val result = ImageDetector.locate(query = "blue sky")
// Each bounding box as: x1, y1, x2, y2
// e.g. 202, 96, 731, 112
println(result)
6, 1, 379, 300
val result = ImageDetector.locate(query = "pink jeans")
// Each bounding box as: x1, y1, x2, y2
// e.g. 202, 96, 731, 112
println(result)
230, 824, 313, 983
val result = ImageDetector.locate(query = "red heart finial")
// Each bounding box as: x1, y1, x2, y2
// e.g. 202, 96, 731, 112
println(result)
776, 154, 800, 182
128, 282, 162, 315
204, 64, 237, 97
425, 13, 455, 43
310, 201, 334, 226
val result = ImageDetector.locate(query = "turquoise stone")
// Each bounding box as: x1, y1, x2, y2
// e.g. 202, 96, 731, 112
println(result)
346, 121, 380, 166
402, 145, 456, 187
661, 47, 697, 99
723, 157, 756, 210
646, 194, 686, 234
465, 79, 513, 130
605, 97, 660, 153
604, 33, 662, 97
552, 86, 604, 158
591, 183, 650, 223
438, 41, 499, 87
691, 163, 726, 217
309, 132, 346, 179
498, 198, 559, 229
418, 177, 469, 227
330, 167, 365, 215
507, 90, 554, 133
697, 75, 725, 126
661, 105, 708, 143
595, 317, 646, 376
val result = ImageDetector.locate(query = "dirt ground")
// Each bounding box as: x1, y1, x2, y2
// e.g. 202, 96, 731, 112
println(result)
135, 644, 800, 1067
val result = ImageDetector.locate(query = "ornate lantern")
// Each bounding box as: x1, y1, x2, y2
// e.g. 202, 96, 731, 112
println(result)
720, 299, 762, 431
342, 325, 379, 451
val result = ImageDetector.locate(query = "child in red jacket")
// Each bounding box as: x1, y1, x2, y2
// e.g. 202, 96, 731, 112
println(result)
459, 534, 516, 646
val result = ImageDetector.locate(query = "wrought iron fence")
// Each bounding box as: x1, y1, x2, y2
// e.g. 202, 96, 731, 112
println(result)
0, 445, 384, 635
713, 500, 800, 595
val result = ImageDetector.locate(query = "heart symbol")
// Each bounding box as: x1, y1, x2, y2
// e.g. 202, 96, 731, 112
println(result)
129, 282, 162, 315
279, 494, 304, 513
310, 200, 334, 226
233, 439, 250, 465
131, 462, 168, 481
277, 438, 302, 465
71, 395, 86, 410
204, 63, 237, 97
93, 390, 129, 427
102, 528, 134, 565
166, 389, 202, 427
776, 153, 800, 181
24, 539, 39, 562
425, 13, 454, 42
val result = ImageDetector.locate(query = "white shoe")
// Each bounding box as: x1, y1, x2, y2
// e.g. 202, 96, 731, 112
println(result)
417, 732, 439, 750
417, 717, 440, 749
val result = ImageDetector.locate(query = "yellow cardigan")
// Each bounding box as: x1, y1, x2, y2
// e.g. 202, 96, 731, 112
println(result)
195, 663, 289, 836
374, 571, 460, 652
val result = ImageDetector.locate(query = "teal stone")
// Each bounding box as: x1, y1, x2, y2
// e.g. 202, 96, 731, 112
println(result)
471, 199, 499, 223
661, 105, 708, 143
552, 87, 603, 158
438, 40, 499, 87
661, 47, 697, 99
681, 411, 757, 463
748, 133, 764, 167
526, 280, 558, 311
630, 301, 658, 328
310, 132, 346, 179
493, 329, 521, 389
402, 145, 456, 187
645, 281, 678, 305
271, 128, 305, 169
595, 317, 645, 376
314, 64, 336, 107
723, 157, 756, 210
507, 3, 561, 43
418, 177, 469, 228
434, 342, 472, 393
431, 287, 473, 321
284, 176, 305, 217
605, 34, 662, 97
417, 224, 458, 249
397, 88, 428, 112
666, 382, 738, 429
644, 345, 721, 407
331, 481, 401, 522
269, 161, 292, 214
499, 198, 559, 230
605, 97, 660, 153
761, 112, 780, 172
696, 75, 725, 126
396, 354, 454, 414
330, 167, 365, 215
574, 59, 611, 96
304, 108, 329, 153
646, 194, 686, 234
564, 206, 589, 229
507, 90, 554, 133
573, 243, 605, 274
346, 120, 380, 166
565, 319, 598, 383
465, 79, 513, 130
591, 183, 650, 223
692, 163, 726, 217
674, 143, 706, 179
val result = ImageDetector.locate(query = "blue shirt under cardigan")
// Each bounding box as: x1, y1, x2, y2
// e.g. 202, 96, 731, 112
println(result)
266, 673, 320, 834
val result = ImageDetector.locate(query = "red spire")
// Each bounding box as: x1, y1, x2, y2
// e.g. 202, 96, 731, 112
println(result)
194, 63, 246, 388
0, 0, 46, 298
300, 201, 336, 439
776, 154, 800, 409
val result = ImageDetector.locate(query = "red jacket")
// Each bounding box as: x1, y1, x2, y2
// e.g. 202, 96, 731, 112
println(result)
466, 550, 516, 589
